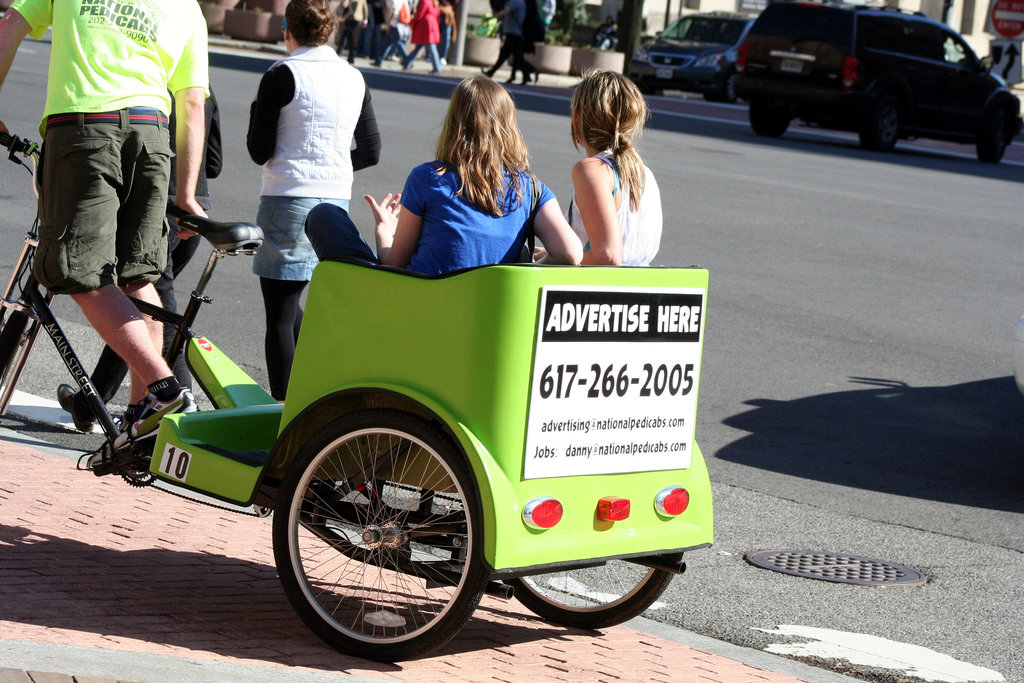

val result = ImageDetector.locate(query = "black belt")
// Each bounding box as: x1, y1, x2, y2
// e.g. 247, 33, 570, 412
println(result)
46, 107, 168, 131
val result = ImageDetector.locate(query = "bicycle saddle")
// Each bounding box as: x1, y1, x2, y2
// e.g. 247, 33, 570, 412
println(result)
168, 206, 264, 252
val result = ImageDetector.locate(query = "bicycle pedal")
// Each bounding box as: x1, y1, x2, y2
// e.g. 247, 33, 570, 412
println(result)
82, 437, 149, 477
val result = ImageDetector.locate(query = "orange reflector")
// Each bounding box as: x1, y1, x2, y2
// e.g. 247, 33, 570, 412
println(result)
596, 496, 630, 521
523, 498, 563, 529
655, 487, 689, 516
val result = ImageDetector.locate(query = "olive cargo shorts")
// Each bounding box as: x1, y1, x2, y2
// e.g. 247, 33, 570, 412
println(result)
34, 116, 172, 295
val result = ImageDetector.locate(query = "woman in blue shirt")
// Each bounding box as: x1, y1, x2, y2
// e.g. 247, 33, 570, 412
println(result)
305, 75, 582, 272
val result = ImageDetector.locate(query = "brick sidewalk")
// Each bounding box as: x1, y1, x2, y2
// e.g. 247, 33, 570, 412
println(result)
0, 440, 807, 682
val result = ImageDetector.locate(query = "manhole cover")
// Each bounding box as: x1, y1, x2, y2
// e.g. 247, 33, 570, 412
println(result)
744, 550, 927, 586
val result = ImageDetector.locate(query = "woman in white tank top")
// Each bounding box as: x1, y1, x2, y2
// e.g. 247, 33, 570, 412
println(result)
566, 70, 662, 266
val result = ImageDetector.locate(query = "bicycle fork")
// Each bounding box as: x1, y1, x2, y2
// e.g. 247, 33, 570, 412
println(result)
0, 230, 120, 439
0, 234, 38, 413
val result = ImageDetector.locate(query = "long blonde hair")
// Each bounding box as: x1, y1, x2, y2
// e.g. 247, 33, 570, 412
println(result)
435, 76, 530, 216
570, 69, 650, 212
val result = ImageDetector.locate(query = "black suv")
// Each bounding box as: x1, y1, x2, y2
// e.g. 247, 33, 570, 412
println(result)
734, 1, 1022, 162
628, 12, 755, 103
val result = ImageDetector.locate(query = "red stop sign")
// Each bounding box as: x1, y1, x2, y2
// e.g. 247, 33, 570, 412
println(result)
991, 0, 1024, 39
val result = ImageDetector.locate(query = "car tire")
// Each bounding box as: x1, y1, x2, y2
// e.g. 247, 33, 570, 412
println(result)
976, 107, 1010, 163
859, 94, 903, 151
748, 100, 790, 137
705, 69, 739, 104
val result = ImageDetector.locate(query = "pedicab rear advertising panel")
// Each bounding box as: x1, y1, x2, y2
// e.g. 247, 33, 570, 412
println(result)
524, 286, 705, 479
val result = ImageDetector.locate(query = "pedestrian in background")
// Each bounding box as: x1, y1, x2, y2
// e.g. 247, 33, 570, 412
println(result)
358, 0, 384, 61
403, 0, 443, 73
374, 0, 412, 66
482, 0, 536, 84
247, 0, 381, 399
336, 0, 368, 64
539, 0, 555, 31
438, 0, 457, 65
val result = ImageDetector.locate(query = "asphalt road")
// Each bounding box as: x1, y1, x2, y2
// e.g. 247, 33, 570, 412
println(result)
1, 37, 1022, 683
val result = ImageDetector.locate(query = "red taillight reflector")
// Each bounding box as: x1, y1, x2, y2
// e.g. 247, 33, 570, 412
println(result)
841, 56, 860, 90
596, 496, 631, 521
736, 42, 748, 75
655, 487, 689, 516
523, 498, 563, 529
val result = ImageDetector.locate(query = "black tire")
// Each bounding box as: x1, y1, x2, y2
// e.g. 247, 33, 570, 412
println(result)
0, 309, 35, 409
748, 100, 790, 137
859, 94, 903, 151
977, 107, 1010, 163
272, 408, 489, 662
506, 562, 674, 629
705, 69, 738, 104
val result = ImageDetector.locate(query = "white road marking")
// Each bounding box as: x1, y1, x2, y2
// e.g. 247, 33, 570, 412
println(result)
7, 389, 90, 432
755, 625, 1004, 682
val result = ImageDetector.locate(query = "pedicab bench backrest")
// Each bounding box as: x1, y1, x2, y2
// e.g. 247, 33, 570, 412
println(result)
283, 261, 714, 572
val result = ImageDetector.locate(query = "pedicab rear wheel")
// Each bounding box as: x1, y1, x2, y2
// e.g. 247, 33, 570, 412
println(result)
507, 563, 674, 629
272, 408, 489, 662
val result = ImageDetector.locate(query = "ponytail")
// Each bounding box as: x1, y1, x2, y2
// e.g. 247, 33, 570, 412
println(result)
570, 70, 650, 212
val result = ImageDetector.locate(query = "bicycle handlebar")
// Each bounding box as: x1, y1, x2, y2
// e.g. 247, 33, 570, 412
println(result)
0, 131, 40, 166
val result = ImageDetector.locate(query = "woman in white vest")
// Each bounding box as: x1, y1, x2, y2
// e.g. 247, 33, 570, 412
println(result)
247, 0, 381, 400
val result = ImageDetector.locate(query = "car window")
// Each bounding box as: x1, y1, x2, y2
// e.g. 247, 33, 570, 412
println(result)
900, 21, 942, 61
749, 4, 853, 48
940, 30, 977, 68
661, 17, 749, 45
860, 16, 903, 52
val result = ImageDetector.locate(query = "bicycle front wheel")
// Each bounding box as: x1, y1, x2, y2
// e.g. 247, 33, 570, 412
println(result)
272, 408, 489, 662
0, 309, 36, 414
507, 562, 674, 629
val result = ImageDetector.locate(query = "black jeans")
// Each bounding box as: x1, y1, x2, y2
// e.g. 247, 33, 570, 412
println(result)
488, 33, 533, 79
337, 19, 360, 62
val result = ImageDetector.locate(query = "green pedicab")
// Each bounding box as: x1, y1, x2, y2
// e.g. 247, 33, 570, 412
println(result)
149, 260, 713, 662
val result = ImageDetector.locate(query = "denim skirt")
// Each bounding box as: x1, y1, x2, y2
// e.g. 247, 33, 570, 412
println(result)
252, 195, 349, 281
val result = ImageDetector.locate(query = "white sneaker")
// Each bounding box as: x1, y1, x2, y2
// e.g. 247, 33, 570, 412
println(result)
128, 387, 197, 440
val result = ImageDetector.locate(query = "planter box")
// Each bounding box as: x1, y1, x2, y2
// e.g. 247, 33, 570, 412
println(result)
463, 35, 500, 67
202, 4, 229, 34
570, 48, 625, 76
526, 43, 572, 75
224, 9, 284, 43
248, 0, 289, 13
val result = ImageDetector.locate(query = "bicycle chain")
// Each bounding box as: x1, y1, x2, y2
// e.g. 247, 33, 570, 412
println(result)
146, 479, 272, 518
113, 464, 270, 517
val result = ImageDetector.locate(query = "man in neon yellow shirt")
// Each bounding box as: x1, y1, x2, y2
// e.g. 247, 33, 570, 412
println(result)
0, 0, 209, 445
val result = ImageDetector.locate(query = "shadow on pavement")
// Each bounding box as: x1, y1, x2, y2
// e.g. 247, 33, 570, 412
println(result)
715, 375, 1024, 513
0, 523, 580, 671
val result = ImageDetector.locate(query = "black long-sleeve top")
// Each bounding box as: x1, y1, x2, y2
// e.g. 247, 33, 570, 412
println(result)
246, 64, 381, 171
169, 89, 222, 209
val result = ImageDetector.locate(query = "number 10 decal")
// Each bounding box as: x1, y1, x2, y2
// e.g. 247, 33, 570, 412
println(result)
160, 444, 192, 481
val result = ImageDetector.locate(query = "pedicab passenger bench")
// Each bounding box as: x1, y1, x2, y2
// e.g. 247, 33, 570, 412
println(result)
149, 260, 713, 573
